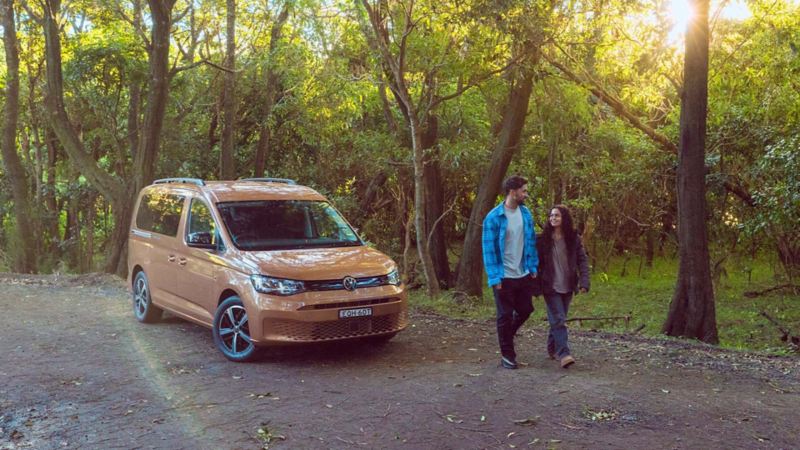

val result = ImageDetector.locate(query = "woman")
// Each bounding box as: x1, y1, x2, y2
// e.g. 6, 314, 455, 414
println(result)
536, 205, 590, 368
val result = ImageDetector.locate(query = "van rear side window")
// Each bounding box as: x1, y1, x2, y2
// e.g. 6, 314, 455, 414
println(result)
136, 193, 185, 236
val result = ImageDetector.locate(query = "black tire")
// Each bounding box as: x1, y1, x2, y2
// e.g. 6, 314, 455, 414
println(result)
132, 271, 162, 323
213, 296, 260, 362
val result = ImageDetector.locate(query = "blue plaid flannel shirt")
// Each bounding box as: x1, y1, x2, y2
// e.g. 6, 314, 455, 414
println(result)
482, 202, 539, 288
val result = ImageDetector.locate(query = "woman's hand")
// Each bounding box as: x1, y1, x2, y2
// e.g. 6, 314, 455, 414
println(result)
579, 287, 588, 294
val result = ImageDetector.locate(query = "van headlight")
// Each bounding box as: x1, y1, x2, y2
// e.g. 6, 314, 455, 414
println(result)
386, 268, 401, 286
251, 275, 305, 296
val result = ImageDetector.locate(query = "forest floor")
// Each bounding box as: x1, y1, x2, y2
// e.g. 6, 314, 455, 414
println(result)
0, 274, 798, 449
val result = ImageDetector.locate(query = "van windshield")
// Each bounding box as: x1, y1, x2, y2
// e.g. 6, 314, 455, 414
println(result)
217, 200, 362, 251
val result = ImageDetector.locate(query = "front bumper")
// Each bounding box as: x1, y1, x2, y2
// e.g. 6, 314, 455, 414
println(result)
247, 285, 408, 345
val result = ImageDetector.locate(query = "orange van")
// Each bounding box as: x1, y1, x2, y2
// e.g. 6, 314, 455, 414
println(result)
127, 178, 408, 361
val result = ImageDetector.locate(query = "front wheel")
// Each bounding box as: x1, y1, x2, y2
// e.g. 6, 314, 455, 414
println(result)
132, 271, 162, 323
213, 296, 260, 362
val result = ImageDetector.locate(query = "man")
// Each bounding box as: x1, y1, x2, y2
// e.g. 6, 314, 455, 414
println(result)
482, 175, 539, 369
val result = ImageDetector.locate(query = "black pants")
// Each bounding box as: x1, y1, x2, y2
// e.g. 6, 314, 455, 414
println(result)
493, 276, 534, 360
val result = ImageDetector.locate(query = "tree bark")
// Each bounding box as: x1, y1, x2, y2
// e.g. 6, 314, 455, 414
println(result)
421, 114, 450, 287
134, 0, 177, 191
410, 117, 441, 295
254, 1, 290, 177
44, 129, 61, 255
126, 0, 143, 169
41, 0, 175, 275
662, 0, 718, 344
1, 0, 37, 273
84, 193, 97, 272
220, 0, 236, 179
454, 68, 535, 299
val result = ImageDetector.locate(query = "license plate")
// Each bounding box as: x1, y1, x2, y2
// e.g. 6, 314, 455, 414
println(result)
338, 307, 373, 319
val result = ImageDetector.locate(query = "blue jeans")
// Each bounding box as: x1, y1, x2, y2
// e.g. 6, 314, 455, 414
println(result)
493, 277, 535, 360
545, 292, 573, 358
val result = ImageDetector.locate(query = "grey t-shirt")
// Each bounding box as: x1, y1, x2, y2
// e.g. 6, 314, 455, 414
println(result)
552, 237, 571, 293
502, 206, 528, 279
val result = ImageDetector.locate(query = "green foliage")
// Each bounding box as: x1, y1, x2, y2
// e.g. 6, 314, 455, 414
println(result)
410, 257, 800, 354
747, 136, 800, 237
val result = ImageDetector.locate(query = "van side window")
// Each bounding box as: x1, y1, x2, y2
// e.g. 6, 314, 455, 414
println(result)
135, 193, 185, 236
187, 199, 219, 247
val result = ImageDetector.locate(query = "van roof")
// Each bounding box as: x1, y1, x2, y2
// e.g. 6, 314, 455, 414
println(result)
147, 179, 327, 203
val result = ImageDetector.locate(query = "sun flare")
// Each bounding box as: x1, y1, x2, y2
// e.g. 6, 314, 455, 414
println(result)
668, 0, 694, 35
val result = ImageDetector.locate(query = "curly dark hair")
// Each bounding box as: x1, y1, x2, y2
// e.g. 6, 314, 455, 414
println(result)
541, 204, 577, 249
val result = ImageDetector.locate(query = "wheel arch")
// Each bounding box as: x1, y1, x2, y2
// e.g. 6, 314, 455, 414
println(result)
131, 265, 145, 287
219, 288, 239, 306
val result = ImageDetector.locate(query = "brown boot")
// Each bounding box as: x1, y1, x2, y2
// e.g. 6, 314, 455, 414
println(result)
560, 355, 575, 368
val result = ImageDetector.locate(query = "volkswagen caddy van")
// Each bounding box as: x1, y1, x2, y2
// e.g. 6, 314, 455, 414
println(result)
128, 178, 407, 361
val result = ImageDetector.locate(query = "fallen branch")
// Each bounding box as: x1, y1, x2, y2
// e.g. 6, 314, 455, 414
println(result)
744, 284, 799, 298
567, 315, 631, 327
759, 310, 800, 351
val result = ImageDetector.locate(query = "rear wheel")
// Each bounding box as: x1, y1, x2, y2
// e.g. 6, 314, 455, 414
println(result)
213, 296, 260, 362
132, 271, 162, 323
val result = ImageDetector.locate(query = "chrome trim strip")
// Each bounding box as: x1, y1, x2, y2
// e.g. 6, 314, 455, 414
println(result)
131, 229, 153, 238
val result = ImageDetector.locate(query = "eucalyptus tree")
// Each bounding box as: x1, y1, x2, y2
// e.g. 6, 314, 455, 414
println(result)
1, 0, 37, 272
662, 0, 718, 343
32, 0, 183, 274
253, 0, 291, 178
453, 0, 559, 299
220, 0, 236, 179
359, 0, 514, 295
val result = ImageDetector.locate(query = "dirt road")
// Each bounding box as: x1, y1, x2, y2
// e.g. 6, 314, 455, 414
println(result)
0, 274, 798, 449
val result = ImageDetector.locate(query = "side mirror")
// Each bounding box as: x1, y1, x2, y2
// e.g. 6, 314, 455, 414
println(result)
187, 231, 215, 249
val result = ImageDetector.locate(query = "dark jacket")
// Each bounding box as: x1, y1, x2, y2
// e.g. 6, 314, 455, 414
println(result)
533, 233, 590, 296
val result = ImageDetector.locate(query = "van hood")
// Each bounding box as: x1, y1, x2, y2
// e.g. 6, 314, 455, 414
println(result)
240, 245, 396, 280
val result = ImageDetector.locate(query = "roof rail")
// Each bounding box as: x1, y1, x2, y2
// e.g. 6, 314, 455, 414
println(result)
153, 177, 205, 186
240, 177, 297, 185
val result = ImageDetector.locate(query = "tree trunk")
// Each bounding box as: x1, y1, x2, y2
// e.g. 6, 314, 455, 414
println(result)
454, 68, 535, 299
44, 129, 61, 256
84, 193, 97, 272
209, 100, 220, 153
1, 0, 38, 273
358, 171, 388, 214
125, 0, 143, 171
63, 168, 80, 270
42, 0, 126, 202
410, 119, 441, 296
41, 0, 172, 275
220, 0, 236, 179
135, 0, 177, 191
421, 114, 450, 288
105, 197, 134, 275
663, 0, 718, 344
254, 1, 290, 177
645, 228, 655, 267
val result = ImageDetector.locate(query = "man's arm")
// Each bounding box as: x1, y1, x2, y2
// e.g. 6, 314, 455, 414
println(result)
482, 215, 504, 288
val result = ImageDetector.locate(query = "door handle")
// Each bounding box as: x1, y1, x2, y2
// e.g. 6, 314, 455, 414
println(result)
168, 255, 176, 262
178, 257, 187, 266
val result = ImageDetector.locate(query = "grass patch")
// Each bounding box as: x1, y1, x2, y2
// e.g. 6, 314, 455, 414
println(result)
408, 257, 800, 354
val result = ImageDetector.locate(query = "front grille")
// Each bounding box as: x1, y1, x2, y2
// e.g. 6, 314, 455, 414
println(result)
305, 275, 391, 292
298, 297, 398, 311
268, 311, 408, 341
